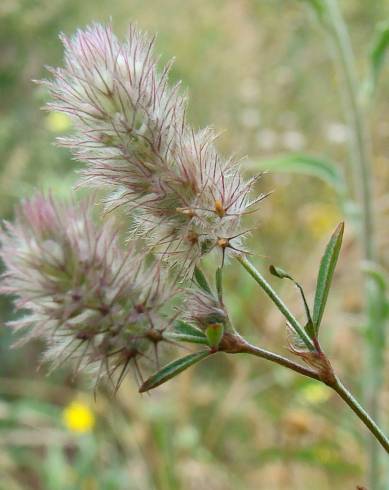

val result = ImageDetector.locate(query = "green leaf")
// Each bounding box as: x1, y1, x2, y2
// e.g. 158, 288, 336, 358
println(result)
216, 267, 223, 302
193, 266, 212, 295
174, 320, 207, 338
312, 222, 344, 332
305, 320, 316, 339
165, 320, 208, 345
269, 265, 291, 280
139, 350, 210, 392
364, 22, 389, 99
248, 153, 346, 194
165, 333, 209, 345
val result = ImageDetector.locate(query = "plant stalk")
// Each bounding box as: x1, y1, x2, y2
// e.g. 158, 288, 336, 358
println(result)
237, 341, 321, 381
237, 254, 389, 453
238, 339, 389, 453
236, 255, 315, 351
236, 329, 389, 454
322, 1, 386, 485
331, 377, 389, 454
324, 0, 374, 261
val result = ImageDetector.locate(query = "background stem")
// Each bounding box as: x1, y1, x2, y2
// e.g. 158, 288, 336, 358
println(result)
321, 1, 386, 486
324, 0, 374, 260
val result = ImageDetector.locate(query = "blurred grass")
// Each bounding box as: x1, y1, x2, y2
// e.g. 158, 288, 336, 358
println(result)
0, 0, 388, 488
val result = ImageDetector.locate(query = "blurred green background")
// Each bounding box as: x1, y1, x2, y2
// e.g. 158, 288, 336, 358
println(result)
0, 0, 388, 488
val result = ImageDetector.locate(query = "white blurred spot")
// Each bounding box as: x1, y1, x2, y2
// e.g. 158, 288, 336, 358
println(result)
281, 130, 306, 151
256, 128, 278, 150
239, 78, 260, 103
240, 107, 261, 129
325, 122, 350, 144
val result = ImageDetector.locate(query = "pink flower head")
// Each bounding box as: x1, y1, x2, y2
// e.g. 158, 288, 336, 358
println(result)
0, 194, 175, 390
43, 23, 265, 276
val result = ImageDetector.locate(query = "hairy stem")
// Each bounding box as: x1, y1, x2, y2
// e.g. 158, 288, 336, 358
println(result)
237, 339, 389, 454
237, 341, 321, 381
236, 255, 315, 351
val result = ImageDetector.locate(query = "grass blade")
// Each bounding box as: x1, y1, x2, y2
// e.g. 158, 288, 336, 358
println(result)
364, 21, 389, 99
248, 153, 346, 194
165, 320, 208, 345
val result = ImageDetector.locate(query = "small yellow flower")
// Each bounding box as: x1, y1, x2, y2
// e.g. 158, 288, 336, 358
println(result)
46, 112, 72, 133
62, 401, 95, 433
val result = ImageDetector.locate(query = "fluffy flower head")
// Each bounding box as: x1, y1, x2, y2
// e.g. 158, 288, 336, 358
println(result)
0, 194, 174, 389
44, 23, 264, 274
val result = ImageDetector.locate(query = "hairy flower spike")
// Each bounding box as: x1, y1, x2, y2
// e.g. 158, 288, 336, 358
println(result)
0, 194, 174, 390
44, 23, 264, 274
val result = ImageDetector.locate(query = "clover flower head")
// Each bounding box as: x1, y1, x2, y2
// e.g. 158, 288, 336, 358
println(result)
43, 23, 185, 198
44, 23, 265, 275
135, 128, 262, 274
0, 194, 174, 390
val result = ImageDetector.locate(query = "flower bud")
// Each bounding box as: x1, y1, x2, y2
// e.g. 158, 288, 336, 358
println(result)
205, 323, 224, 351
183, 288, 227, 331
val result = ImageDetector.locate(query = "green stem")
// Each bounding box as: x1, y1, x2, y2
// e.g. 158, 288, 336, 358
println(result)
239, 339, 389, 453
236, 255, 315, 351
237, 254, 389, 454
331, 377, 389, 454
322, 1, 386, 485
238, 341, 321, 381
